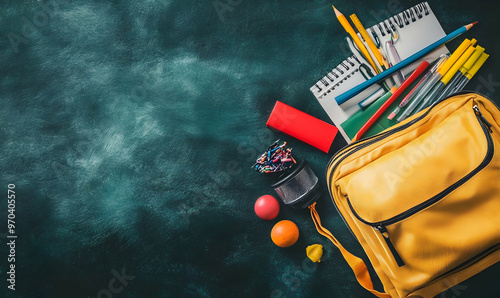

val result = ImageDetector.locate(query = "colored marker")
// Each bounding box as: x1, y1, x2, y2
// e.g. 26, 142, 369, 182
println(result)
442, 46, 485, 95
417, 44, 476, 111
434, 44, 479, 101
454, 52, 490, 92
385, 40, 405, 86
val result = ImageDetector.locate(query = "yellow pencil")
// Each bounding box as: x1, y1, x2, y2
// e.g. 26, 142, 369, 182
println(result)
350, 14, 386, 69
332, 5, 378, 71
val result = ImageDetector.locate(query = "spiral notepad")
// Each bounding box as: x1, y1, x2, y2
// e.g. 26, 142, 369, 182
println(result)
311, 55, 383, 142
310, 2, 448, 142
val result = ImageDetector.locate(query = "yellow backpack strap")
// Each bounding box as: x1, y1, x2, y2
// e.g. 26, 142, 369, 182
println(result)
308, 203, 391, 298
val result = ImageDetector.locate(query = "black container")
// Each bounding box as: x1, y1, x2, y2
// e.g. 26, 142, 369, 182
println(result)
271, 160, 321, 209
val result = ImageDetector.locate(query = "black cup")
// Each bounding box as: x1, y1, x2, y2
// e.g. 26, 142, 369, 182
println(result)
271, 160, 321, 209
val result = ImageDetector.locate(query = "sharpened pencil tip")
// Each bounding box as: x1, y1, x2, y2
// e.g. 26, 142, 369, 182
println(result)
332, 5, 342, 17
465, 21, 478, 31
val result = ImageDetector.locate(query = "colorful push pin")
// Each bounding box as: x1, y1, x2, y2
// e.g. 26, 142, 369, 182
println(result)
254, 195, 280, 220
271, 220, 299, 247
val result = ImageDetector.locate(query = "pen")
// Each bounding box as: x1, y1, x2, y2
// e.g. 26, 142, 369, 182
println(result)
358, 88, 386, 109
354, 61, 429, 140
417, 43, 476, 111
432, 45, 477, 103
436, 72, 465, 102
385, 40, 405, 86
387, 55, 448, 122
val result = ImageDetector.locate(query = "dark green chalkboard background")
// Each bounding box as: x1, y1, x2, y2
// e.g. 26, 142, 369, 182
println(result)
1, 0, 500, 297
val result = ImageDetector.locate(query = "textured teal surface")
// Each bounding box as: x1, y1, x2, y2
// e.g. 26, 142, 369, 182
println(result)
1, 0, 500, 297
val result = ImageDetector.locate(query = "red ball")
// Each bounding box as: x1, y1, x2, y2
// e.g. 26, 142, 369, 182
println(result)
254, 195, 280, 220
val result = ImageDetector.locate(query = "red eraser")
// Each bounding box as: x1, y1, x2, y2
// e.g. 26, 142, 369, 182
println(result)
266, 101, 338, 153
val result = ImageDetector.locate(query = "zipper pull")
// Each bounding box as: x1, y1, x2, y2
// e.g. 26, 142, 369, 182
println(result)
375, 225, 405, 267
473, 105, 493, 133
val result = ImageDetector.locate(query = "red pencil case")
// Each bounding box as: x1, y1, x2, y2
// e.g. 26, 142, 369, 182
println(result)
266, 101, 339, 153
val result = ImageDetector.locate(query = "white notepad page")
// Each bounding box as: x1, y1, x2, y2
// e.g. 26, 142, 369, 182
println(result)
371, 2, 448, 76
310, 55, 382, 142
310, 2, 449, 143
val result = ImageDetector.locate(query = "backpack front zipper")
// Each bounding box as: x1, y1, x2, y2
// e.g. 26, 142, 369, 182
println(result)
362, 104, 494, 266
327, 95, 496, 267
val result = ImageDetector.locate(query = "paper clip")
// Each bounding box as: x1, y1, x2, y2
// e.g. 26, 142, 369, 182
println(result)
390, 26, 399, 44
370, 28, 381, 48
359, 64, 375, 80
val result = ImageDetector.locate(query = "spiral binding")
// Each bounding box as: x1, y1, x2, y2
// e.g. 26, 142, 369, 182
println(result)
351, 55, 361, 65
377, 2, 430, 37
312, 2, 432, 96
393, 14, 404, 28
313, 55, 360, 96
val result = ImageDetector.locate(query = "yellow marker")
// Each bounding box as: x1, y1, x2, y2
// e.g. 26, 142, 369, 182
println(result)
350, 14, 386, 68
332, 5, 378, 71
415, 40, 478, 111
441, 46, 476, 84
451, 52, 489, 92
460, 46, 485, 75
466, 52, 489, 80
437, 38, 473, 76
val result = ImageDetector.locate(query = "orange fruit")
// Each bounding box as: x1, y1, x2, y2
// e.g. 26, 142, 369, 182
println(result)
271, 220, 299, 247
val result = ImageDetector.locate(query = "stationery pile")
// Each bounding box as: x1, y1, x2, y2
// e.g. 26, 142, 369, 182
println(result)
310, 2, 488, 143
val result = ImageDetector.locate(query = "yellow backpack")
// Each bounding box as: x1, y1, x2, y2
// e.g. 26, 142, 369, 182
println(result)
311, 92, 500, 297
